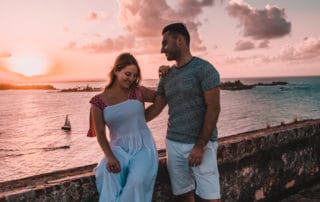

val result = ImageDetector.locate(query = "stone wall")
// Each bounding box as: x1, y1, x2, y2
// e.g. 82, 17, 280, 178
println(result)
218, 119, 320, 201
0, 119, 319, 202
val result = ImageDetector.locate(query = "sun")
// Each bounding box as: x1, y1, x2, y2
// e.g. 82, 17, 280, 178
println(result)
8, 54, 50, 77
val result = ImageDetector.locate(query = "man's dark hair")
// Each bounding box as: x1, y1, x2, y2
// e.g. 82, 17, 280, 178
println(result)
162, 23, 190, 47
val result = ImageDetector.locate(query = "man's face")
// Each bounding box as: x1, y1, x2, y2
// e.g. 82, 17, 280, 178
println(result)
161, 32, 180, 61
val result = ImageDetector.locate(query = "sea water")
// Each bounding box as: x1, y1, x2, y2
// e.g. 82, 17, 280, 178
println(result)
0, 76, 319, 182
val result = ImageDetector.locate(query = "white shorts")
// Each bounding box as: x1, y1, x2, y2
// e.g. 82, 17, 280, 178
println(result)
166, 139, 221, 200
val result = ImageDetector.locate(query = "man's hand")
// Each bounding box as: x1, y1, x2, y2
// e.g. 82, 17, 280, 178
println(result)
159, 65, 171, 77
188, 145, 205, 167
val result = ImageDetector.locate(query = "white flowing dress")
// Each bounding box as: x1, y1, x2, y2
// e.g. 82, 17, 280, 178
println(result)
90, 91, 158, 202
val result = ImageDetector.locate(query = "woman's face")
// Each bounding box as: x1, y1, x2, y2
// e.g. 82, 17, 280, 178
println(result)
114, 64, 138, 89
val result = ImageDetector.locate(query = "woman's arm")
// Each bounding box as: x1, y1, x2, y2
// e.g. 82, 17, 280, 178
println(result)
92, 106, 121, 173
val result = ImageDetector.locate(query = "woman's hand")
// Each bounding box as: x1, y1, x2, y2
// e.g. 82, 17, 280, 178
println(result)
106, 155, 121, 173
159, 65, 171, 78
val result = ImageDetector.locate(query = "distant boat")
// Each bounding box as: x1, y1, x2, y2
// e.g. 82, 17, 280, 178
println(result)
61, 115, 71, 131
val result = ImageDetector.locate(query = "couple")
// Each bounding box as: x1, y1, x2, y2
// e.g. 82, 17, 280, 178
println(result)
88, 23, 221, 202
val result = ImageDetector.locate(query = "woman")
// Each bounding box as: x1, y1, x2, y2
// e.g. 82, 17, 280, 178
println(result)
87, 53, 159, 202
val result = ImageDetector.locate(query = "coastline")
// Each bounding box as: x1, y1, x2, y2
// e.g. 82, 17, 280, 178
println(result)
0, 79, 289, 91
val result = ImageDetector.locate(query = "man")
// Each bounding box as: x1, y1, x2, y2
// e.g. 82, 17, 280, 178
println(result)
146, 22, 221, 202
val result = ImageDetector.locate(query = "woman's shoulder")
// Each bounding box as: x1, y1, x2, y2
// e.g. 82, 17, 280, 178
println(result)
128, 85, 146, 101
90, 92, 104, 101
89, 92, 108, 110
92, 92, 104, 98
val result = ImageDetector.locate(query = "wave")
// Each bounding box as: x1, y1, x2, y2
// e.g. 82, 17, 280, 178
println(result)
41, 145, 70, 151
292, 86, 311, 90
0, 145, 70, 158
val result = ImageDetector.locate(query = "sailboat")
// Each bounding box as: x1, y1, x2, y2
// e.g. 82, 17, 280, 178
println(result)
61, 115, 71, 131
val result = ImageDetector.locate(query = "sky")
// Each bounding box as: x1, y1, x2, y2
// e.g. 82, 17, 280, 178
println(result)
0, 0, 320, 83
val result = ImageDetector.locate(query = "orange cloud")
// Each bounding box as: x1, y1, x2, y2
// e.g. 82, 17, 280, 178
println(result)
47, 60, 66, 76
0, 51, 11, 58
0, 62, 26, 83
84, 11, 107, 21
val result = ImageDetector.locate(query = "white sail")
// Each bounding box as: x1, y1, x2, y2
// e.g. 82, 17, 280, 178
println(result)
65, 115, 71, 126
61, 115, 71, 130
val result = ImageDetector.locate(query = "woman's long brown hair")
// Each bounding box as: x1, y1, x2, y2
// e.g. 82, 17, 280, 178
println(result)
105, 53, 142, 89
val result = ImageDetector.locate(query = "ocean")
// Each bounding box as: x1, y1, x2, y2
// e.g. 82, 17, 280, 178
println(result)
0, 76, 319, 183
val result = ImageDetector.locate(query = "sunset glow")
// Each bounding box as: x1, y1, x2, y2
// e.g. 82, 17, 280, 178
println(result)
7, 54, 50, 77
0, 0, 319, 82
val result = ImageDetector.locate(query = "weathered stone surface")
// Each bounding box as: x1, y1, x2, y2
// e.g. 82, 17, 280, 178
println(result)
0, 119, 319, 202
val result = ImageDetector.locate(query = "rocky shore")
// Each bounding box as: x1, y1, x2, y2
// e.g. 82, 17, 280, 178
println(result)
59, 85, 102, 92
0, 83, 56, 90
0, 80, 288, 92
220, 80, 288, 90
59, 80, 288, 92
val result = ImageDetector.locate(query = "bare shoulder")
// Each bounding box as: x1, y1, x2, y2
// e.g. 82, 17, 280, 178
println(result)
91, 92, 104, 100
93, 91, 110, 104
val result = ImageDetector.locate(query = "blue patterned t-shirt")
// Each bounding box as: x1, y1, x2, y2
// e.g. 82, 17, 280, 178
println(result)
157, 57, 220, 143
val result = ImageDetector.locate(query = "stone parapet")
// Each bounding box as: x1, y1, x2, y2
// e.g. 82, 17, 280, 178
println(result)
0, 119, 319, 202
218, 119, 320, 201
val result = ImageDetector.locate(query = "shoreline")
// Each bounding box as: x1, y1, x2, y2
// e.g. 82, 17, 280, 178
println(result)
0, 80, 289, 91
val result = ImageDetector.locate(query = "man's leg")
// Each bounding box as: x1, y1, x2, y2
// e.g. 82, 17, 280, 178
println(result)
177, 190, 195, 202
198, 198, 220, 202
192, 141, 221, 201
166, 139, 196, 201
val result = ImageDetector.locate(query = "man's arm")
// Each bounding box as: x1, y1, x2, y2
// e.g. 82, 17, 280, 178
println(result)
188, 86, 221, 166
139, 86, 157, 103
145, 95, 167, 122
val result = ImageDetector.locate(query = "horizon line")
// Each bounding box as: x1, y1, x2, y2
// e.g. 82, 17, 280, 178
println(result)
1, 74, 320, 84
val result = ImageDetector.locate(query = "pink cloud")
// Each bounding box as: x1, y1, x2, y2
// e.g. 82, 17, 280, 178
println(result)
117, 0, 214, 52
226, 37, 320, 65
278, 37, 320, 62
234, 40, 255, 51
226, 0, 291, 40
66, 35, 135, 54
70, 0, 215, 55
258, 40, 270, 48
224, 54, 260, 65
83, 35, 135, 53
